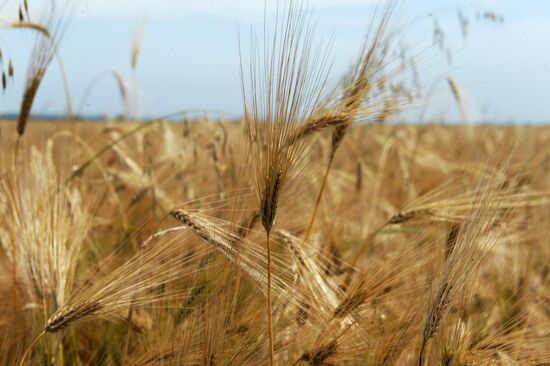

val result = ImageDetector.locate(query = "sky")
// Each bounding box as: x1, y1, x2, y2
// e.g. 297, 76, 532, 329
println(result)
1, 0, 549, 123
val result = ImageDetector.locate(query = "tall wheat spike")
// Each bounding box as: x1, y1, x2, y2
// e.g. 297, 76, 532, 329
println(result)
303, 1, 396, 243
417, 173, 512, 365
240, 2, 334, 363
17, 0, 78, 137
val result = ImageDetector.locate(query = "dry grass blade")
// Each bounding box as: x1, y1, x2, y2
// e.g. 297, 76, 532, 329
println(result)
9, 21, 50, 37
447, 77, 468, 123
131, 21, 145, 70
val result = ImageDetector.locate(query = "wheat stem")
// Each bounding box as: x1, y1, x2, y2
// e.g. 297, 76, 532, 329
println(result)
122, 305, 134, 365
11, 135, 22, 311
417, 338, 427, 366
304, 157, 333, 243
266, 229, 275, 366
11, 235, 18, 312
19, 330, 46, 366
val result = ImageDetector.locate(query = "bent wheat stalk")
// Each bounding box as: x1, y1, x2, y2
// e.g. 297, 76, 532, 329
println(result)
303, 2, 395, 242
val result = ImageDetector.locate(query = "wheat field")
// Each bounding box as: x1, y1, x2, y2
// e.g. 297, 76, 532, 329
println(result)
1, 0, 550, 365
1, 120, 549, 365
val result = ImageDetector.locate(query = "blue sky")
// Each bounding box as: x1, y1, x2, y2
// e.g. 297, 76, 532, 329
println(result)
1, 0, 549, 123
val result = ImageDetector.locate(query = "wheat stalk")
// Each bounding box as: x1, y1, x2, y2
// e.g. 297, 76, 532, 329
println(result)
303, 2, 396, 243
239, 2, 337, 363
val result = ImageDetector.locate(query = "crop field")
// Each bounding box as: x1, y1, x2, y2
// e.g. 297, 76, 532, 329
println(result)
1, 120, 549, 365
1, 0, 550, 365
